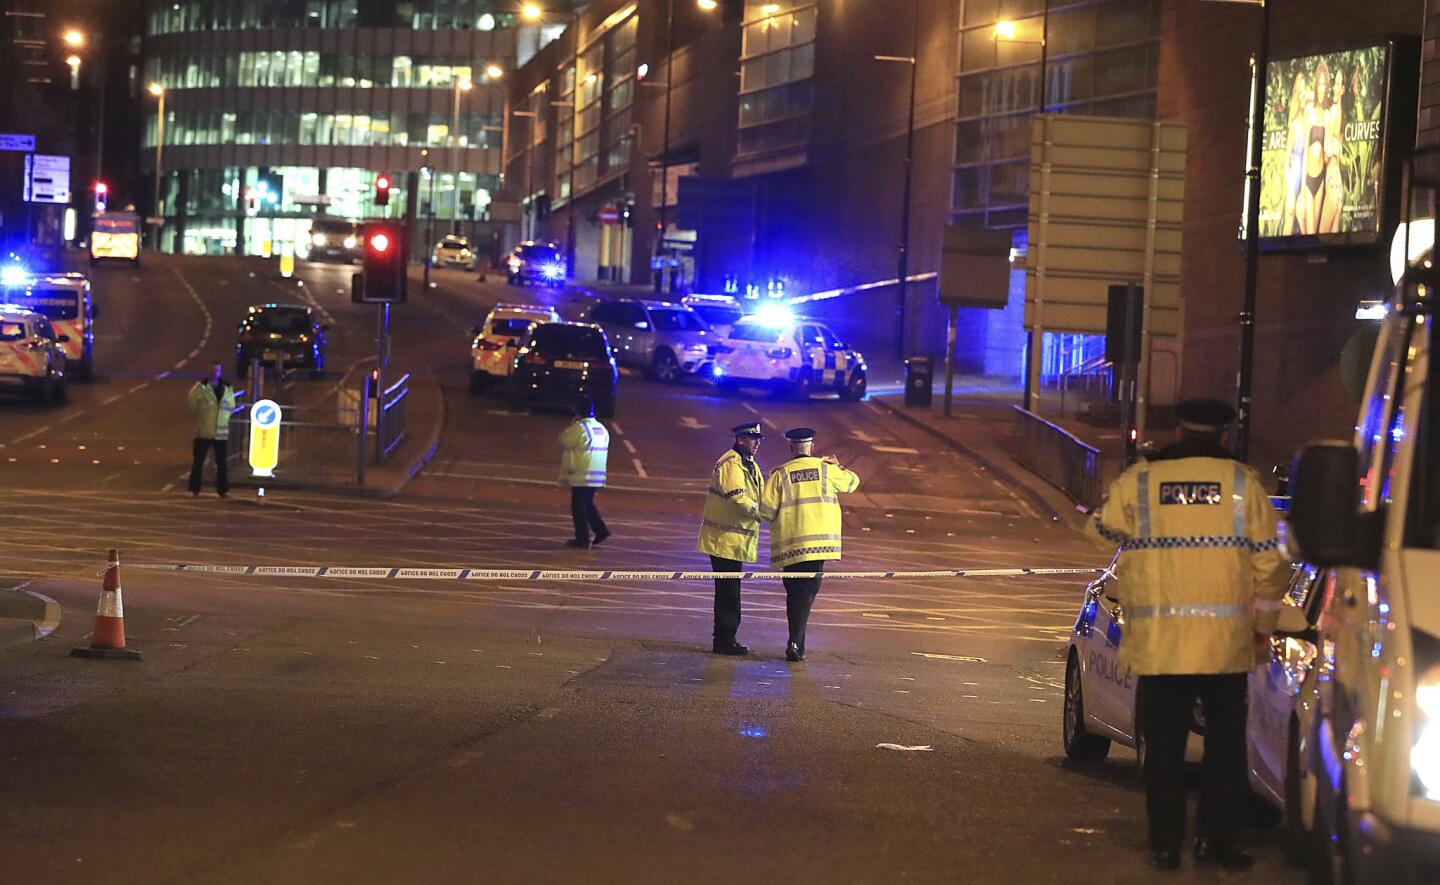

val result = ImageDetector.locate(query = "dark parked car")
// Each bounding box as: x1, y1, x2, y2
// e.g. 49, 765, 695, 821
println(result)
507, 321, 617, 418
506, 241, 566, 287
235, 303, 328, 379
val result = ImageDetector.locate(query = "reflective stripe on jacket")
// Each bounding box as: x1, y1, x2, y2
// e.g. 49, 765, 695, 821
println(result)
697, 448, 764, 562
1084, 449, 1288, 675
558, 418, 609, 487
187, 381, 236, 440
760, 456, 860, 566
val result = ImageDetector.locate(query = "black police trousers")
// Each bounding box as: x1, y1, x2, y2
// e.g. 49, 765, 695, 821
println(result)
1137, 672, 1248, 852
709, 556, 742, 645
569, 486, 608, 544
188, 437, 229, 495
781, 561, 824, 653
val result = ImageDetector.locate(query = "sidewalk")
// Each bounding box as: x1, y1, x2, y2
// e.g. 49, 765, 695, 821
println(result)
871, 376, 1127, 531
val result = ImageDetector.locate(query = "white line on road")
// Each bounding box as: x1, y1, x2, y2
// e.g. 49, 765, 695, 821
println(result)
609, 420, 625, 436
100, 394, 122, 406
127, 383, 148, 394
622, 439, 637, 455
873, 446, 920, 455
761, 418, 779, 431
631, 458, 648, 478
741, 402, 759, 416
161, 482, 175, 492
155, 371, 171, 380
678, 416, 708, 430
11, 426, 50, 444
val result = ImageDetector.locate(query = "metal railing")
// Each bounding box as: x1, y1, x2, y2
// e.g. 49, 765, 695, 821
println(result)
377, 372, 409, 458
1011, 405, 1105, 510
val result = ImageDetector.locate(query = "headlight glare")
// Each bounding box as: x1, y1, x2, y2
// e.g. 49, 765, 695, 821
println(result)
1415, 663, 1440, 800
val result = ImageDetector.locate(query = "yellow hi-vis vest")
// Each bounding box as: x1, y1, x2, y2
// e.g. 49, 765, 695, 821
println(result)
697, 448, 764, 562
558, 418, 609, 487
1084, 451, 1289, 675
761, 456, 860, 566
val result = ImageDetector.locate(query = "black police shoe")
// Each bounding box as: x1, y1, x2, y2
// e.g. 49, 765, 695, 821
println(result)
712, 641, 748, 656
1149, 848, 1180, 871
592, 530, 611, 545
564, 539, 590, 548
1192, 839, 1252, 871
785, 641, 803, 662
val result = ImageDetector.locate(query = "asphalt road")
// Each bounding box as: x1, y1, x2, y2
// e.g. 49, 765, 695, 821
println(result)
0, 254, 1303, 883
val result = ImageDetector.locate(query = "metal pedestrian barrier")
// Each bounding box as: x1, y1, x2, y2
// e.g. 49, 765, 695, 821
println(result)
377, 372, 408, 459
1011, 405, 1105, 510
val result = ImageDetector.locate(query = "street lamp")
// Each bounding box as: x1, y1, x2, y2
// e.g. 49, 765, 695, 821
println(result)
148, 82, 166, 251
510, 108, 540, 241
874, 0, 920, 357
995, 14, 1049, 410
451, 78, 473, 233
65, 54, 82, 90
62, 29, 85, 48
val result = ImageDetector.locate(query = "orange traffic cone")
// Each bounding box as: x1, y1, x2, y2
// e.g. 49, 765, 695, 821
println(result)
71, 548, 143, 661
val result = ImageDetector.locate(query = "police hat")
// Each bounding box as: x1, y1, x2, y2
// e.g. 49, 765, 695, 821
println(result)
1175, 397, 1236, 433
784, 427, 816, 443
731, 421, 763, 438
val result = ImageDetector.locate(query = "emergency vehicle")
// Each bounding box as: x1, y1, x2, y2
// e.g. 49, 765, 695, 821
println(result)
89, 211, 142, 265
0, 304, 68, 403
1282, 151, 1440, 883
470, 303, 559, 392
0, 272, 94, 381
711, 310, 867, 400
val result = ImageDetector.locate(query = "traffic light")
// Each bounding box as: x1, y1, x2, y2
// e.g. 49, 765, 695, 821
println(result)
354, 221, 407, 303
375, 174, 391, 207
93, 181, 108, 212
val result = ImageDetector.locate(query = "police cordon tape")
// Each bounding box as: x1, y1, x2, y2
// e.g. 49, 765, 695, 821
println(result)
126, 563, 1109, 582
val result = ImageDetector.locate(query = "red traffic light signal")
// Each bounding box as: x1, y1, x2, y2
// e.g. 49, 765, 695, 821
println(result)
94, 181, 108, 195
354, 221, 407, 304
375, 174, 391, 206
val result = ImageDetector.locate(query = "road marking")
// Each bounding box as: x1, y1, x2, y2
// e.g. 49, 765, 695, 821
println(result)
761, 418, 779, 431
622, 439, 637, 455
11, 426, 49, 444
678, 416, 708, 430
911, 651, 988, 664
127, 383, 148, 394
741, 403, 759, 416
632, 458, 648, 478
609, 420, 625, 436
873, 445, 920, 455
57, 411, 84, 423
161, 482, 174, 492
100, 394, 122, 406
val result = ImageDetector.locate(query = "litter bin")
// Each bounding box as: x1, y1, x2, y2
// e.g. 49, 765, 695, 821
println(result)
904, 355, 933, 407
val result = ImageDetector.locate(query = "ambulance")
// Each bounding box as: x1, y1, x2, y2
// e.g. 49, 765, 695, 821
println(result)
0, 304, 68, 403
90, 211, 142, 265
711, 307, 867, 400
0, 271, 95, 381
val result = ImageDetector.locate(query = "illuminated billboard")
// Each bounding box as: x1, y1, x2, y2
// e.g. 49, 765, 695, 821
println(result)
1257, 43, 1398, 246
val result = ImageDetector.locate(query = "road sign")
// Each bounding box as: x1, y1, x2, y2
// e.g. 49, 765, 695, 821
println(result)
248, 399, 282, 478
23, 154, 71, 204
0, 133, 35, 152
279, 253, 295, 278
939, 225, 1012, 308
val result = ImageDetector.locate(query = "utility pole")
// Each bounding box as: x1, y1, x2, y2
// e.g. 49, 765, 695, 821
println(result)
1234, 0, 1270, 462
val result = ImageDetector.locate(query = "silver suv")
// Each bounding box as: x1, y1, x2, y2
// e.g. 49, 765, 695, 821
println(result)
586, 298, 716, 382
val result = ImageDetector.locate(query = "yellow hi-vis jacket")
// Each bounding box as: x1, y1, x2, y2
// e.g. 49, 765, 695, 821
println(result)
187, 380, 237, 440
697, 448, 764, 562
558, 418, 609, 487
760, 456, 860, 567
1084, 442, 1289, 675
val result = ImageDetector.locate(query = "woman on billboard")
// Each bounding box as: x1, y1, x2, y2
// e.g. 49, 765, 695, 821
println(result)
1297, 59, 1345, 235
1280, 72, 1311, 236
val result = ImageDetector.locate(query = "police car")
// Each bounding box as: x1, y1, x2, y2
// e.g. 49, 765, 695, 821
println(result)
1, 271, 95, 381
0, 304, 68, 404
711, 308, 867, 400
470, 303, 560, 392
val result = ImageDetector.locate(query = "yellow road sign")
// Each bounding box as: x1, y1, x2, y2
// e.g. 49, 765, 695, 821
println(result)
248, 399, 282, 477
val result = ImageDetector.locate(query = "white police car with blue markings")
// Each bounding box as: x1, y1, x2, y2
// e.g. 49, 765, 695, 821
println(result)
711, 307, 866, 401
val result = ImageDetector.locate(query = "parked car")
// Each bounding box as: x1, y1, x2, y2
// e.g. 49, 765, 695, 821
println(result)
712, 313, 866, 400
506, 242, 566, 287
587, 298, 716, 383
235, 303, 328, 379
507, 321, 617, 418
433, 235, 477, 270
470, 303, 560, 392
0, 304, 67, 404
306, 217, 362, 263
682, 294, 744, 337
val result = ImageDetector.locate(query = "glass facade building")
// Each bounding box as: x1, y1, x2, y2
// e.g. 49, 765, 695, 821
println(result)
141, 0, 550, 257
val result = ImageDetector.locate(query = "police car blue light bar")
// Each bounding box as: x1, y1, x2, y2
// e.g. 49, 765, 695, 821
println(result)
0, 264, 30, 287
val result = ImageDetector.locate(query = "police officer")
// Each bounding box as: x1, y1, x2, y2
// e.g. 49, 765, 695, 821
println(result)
558, 396, 611, 548
698, 421, 765, 656
761, 427, 860, 662
1085, 398, 1288, 872
186, 361, 236, 498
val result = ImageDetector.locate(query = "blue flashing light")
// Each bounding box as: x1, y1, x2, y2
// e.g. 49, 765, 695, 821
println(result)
738, 725, 767, 739
542, 263, 564, 280
752, 302, 793, 328
0, 264, 29, 287
711, 364, 725, 378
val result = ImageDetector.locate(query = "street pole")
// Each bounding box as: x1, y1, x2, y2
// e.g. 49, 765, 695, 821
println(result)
894, 2, 918, 358
654, 0, 677, 294
153, 88, 165, 252
1235, 0, 1270, 462
1017, 7, 1049, 412
451, 80, 466, 234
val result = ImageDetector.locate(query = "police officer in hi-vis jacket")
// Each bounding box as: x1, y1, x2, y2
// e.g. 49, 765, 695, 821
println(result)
760, 427, 860, 662
697, 421, 765, 656
1085, 398, 1288, 873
